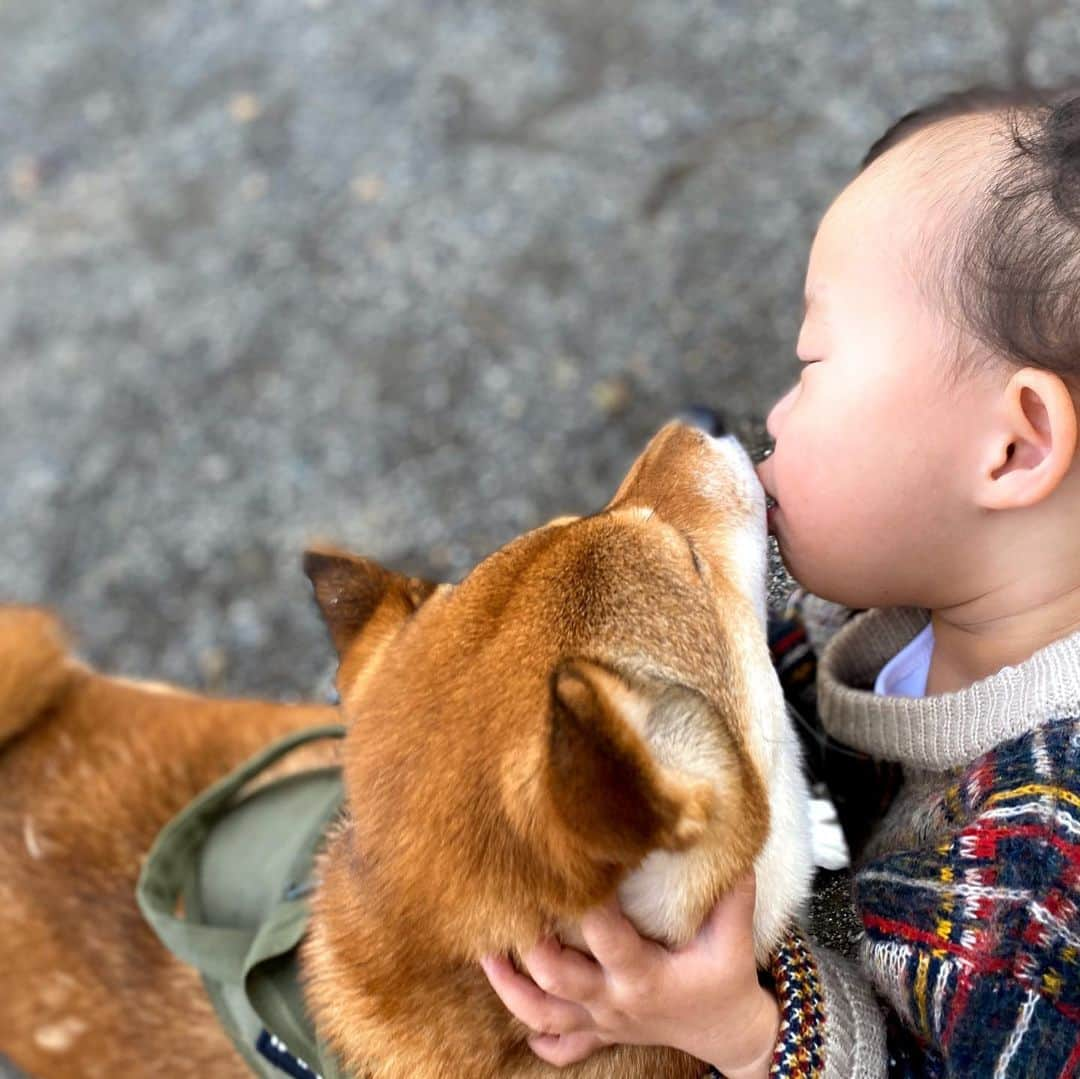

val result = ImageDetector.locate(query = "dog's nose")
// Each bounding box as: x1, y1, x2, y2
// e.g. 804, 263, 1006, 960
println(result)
674, 404, 727, 438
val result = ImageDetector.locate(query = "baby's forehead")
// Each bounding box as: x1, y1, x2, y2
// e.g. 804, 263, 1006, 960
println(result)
852, 114, 1002, 223
815, 114, 1004, 282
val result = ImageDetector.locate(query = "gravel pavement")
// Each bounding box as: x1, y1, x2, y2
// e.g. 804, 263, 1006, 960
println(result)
3, 1, 1078, 1074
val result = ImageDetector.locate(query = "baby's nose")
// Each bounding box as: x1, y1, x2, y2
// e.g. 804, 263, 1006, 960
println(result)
765, 383, 797, 441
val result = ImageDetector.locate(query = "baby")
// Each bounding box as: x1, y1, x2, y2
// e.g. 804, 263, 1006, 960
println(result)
482, 81, 1080, 1077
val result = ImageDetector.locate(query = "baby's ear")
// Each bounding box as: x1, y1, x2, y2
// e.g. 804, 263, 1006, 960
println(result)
300, 548, 438, 656
545, 659, 716, 868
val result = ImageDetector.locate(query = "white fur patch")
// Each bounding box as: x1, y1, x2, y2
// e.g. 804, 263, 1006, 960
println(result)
23, 815, 44, 860
695, 434, 769, 626
34, 1017, 88, 1053
108, 676, 191, 697
728, 520, 769, 630
810, 794, 850, 870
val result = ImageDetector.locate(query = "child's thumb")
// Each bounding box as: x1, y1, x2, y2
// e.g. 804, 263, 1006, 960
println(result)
697, 870, 758, 944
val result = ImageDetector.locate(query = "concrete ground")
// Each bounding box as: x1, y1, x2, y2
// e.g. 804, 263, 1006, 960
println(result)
2, 0, 1078, 1074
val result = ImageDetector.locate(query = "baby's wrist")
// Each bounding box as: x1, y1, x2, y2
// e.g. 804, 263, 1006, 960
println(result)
698, 985, 780, 1079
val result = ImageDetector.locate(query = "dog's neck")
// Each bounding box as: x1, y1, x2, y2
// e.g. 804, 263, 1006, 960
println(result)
301, 823, 709, 1079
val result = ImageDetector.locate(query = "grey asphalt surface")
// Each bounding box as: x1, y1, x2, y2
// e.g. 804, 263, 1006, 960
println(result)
3, 0, 1078, 1075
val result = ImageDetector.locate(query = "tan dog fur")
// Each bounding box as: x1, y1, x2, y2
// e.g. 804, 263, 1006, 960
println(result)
0, 422, 812, 1078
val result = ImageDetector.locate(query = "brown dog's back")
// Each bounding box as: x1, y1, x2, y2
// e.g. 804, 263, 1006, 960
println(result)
0, 606, 339, 1078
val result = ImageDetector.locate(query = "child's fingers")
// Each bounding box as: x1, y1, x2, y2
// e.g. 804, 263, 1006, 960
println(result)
578, 896, 659, 980
695, 871, 757, 946
479, 954, 592, 1037
527, 1030, 607, 1067
520, 934, 605, 1006
672, 871, 759, 977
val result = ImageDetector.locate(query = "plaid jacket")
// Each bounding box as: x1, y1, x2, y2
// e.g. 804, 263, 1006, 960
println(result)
754, 597, 1080, 1077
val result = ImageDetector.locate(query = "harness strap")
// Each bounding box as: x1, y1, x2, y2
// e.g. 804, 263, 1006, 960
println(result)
137, 723, 346, 983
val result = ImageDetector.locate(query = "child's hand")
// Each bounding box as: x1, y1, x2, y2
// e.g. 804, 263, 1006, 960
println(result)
479, 871, 780, 1077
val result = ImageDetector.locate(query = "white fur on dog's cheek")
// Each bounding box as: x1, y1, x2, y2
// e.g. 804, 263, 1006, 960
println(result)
693, 434, 769, 627
703, 433, 767, 513
724, 615, 815, 960
727, 519, 769, 630
750, 712, 814, 963
615, 689, 814, 959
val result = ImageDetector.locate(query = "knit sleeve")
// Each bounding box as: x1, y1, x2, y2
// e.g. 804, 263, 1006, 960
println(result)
758, 927, 887, 1078
853, 717, 1080, 1076
700, 926, 888, 1079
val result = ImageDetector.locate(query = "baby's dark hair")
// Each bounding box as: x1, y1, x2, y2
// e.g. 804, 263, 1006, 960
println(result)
860, 82, 1080, 392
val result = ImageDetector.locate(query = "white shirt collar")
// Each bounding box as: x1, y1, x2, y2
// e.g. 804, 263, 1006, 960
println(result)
873, 621, 934, 698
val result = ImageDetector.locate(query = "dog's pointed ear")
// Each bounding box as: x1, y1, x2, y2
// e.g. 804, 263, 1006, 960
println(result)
545, 659, 716, 867
303, 546, 439, 658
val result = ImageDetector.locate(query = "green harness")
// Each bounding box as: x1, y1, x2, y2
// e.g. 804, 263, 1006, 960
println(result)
136, 724, 351, 1079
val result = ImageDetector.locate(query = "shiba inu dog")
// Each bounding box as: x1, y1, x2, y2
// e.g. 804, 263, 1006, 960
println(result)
0, 421, 812, 1078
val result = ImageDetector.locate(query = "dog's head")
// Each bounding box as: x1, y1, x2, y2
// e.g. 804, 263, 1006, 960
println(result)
305, 421, 783, 959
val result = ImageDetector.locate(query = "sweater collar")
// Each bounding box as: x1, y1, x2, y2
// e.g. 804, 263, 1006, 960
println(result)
816, 606, 1080, 771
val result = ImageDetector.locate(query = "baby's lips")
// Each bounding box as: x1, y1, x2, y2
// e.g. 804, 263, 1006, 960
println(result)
753, 455, 777, 508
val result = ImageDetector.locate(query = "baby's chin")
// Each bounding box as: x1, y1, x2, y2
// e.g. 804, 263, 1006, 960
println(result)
769, 518, 832, 599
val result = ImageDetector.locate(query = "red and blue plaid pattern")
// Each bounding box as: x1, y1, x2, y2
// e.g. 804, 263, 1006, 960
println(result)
765, 715, 1080, 1076
757, 595, 1080, 1075
854, 715, 1080, 1076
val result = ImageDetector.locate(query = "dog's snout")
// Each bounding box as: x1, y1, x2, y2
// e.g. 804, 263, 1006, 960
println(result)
674, 405, 727, 439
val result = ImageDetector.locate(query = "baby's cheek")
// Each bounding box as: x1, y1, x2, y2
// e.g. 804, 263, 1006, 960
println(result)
777, 437, 839, 508
776, 458, 876, 564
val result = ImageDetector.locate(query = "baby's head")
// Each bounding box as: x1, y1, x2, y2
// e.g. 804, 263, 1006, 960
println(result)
756, 83, 1080, 615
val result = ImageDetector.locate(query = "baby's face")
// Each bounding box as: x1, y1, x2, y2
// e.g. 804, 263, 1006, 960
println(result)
755, 120, 1004, 610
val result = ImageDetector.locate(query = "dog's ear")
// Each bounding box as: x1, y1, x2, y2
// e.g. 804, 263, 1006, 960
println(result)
545, 659, 716, 868
0, 607, 74, 750
303, 546, 439, 659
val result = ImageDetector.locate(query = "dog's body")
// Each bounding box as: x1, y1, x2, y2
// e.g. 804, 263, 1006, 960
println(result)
1, 423, 813, 1078
0, 606, 340, 1077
